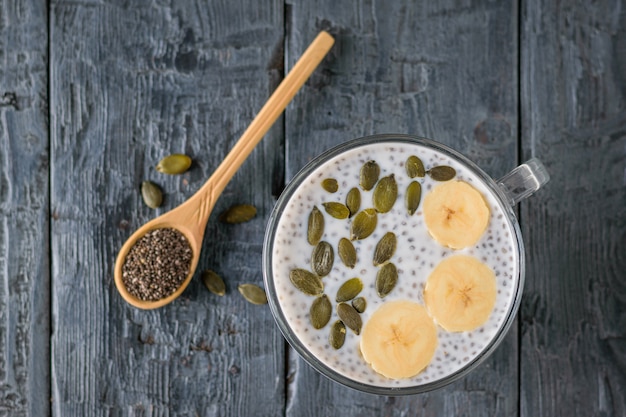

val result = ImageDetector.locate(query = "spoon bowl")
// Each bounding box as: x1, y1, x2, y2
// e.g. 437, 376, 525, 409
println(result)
114, 31, 335, 309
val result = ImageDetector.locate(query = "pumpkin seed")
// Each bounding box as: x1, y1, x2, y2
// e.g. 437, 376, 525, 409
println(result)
372, 174, 398, 213
336, 277, 363, 302
352, 297, 367, 313
307, 206, 325, 246
359, 160, 380, 191
311, 241, 334, 277
310, 294, 332, 329
338, 238, 357, 268
322, 202, 350, 219
406, 155, 425, 178
329, 320, 346, 349
202, 270, 226, 296
238, 284, 268, 305
219, 204, 257, 224
376, 263, 398, 298
155, 154, 192, 175
405, 181, 422, 215
345, 187, 361, 217
350, 208, 378, 240
337, 302, 362, 335
289, 269, 324, 296
321, 178, 339, 193
141, 181, 163, 209
428, 165, 456, 181
373, 232, 397, 266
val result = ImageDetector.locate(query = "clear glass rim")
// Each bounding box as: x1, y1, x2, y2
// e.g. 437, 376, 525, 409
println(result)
262, 133, 526, 395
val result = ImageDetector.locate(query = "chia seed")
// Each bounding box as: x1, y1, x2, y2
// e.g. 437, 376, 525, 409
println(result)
121, 227, 193, 301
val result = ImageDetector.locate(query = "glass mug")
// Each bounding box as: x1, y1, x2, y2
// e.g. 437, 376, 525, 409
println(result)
262, 134, 549, 394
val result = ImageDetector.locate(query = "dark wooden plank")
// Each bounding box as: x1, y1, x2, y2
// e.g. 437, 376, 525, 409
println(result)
50, 1, 285, 415
0, 0, 49, 416
520, 1, 626, 416
285, 0, 519, 414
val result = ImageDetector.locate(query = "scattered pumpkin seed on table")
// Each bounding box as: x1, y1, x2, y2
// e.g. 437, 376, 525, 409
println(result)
141, 181, 163, 209
373, 232, 397, 266
155, 153, 192, 175
202, 270, 226, 296
219, 204, 257, 224
238, 283, 268, 305
352, 297, 367, 313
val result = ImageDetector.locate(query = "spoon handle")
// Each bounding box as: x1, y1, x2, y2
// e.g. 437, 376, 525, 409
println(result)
198, 31, 335, 206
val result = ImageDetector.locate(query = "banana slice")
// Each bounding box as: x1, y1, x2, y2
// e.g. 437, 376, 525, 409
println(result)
424, 255, 496, 332
423, 180, 490, 249
360, 300, 437, 379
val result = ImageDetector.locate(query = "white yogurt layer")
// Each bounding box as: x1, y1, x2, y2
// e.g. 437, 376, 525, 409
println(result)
270, 141, 519, 388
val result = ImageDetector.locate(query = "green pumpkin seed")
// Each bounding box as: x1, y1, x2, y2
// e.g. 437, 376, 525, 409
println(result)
329, 320, 346, 349
428, 165, 456, 181
219, 204, 257, 224
307, 206, 325, 246
372, 174, 398, 213
202, 270, 226, 296
141, 181, 163, 209
336, 277, 363, 302
376, 262, 398, 298
373, 232, 397, 266
352, 297, 367, 313
311, 241, 334, 277
405, 181, 422, 215
238, 284, 268, 305
338, 238, 357, 269
337, 302, 362, 335
310, 294, 332, 329
345, 187, 361, 217
321, 178, 339, 193
359, 160, 380, 191
350, 208, 378, 241
289, 269, 324, 296
406, 155, 426, 178
322, 202, 350, 219
155, 154, 192, 175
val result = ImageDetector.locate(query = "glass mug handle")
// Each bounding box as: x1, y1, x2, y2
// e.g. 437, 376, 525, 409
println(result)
497, 158, 550, 206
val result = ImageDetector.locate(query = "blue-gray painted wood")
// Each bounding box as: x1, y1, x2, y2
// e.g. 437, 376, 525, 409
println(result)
50, 1, 284, 415
520, 1, 626, 415
0, 0, 49, 416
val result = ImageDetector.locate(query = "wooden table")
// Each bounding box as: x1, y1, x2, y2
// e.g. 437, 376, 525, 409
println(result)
2, 0, 625, 415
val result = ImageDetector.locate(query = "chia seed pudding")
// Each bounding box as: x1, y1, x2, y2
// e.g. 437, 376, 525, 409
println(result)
265, 139, 520, 389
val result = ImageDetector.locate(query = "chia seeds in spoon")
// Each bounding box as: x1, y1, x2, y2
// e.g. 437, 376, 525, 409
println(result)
121, 228, 193, 301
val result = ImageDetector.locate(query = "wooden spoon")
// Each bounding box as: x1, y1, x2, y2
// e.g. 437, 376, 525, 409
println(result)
114, 31, 335, 309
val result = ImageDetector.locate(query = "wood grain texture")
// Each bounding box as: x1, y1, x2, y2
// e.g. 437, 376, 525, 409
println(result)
520, 1, 626, 416
50, 1, 285, 415
0, 0, 49, 416
285, 0, 519, 414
